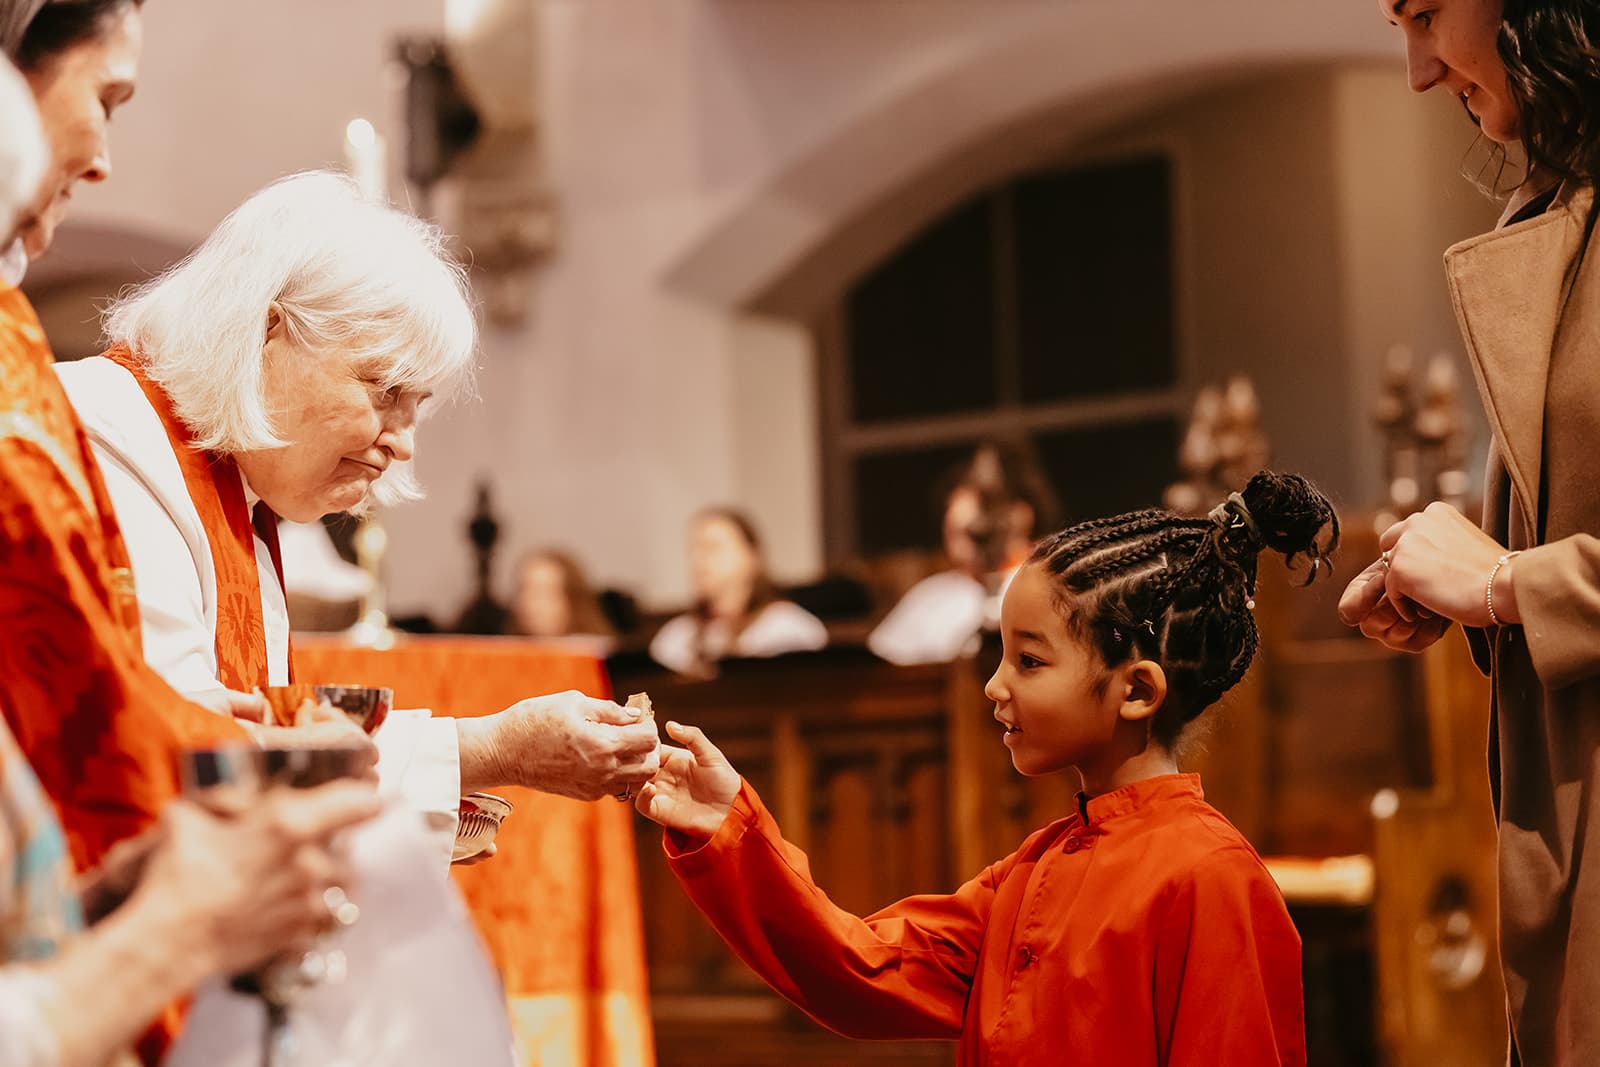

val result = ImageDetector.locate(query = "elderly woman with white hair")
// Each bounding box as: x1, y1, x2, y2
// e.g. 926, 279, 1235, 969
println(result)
57, 171, 661, 865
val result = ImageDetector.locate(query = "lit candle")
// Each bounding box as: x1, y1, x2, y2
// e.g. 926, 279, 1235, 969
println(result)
343, 117, 388, 204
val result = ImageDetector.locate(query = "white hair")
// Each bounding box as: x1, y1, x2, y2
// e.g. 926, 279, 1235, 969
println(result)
104, 170, 478, 504
0, 55, 45, 241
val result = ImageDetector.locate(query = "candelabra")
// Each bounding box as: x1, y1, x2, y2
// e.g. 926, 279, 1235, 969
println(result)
346, 508, 397, 650
1164, 376, 1271, 517
454, 481, 510, 635
1374, 345, 1471, 530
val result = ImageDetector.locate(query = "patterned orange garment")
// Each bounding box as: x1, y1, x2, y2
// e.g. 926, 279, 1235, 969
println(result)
102, 345, 288, 691
0, 286, 247, 868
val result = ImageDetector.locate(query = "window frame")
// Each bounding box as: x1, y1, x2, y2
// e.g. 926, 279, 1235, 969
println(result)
817, 136, 1195, 564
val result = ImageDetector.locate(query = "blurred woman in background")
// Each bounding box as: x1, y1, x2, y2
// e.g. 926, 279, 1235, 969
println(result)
869, 440, 1060, 665
650, 508, 826, 677
511, 547, 616, 655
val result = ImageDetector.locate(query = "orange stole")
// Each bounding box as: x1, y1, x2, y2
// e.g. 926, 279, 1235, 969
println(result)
103, 346, 288, 692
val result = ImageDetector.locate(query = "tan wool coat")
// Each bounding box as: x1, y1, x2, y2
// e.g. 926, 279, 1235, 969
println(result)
1447, 180, 1600, 1066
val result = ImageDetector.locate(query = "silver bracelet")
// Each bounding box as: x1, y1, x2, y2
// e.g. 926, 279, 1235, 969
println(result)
1486, 550, 1522, 627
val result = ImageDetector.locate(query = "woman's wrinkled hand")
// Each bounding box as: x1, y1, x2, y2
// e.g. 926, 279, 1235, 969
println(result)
459, 690, 661, 801
635, 721, 740, 839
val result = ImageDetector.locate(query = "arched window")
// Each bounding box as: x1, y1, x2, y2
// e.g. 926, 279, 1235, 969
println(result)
821, 154, 1181, 558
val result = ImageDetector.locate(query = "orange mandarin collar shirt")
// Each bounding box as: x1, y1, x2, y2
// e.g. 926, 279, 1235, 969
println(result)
666, 772, 1305, 1066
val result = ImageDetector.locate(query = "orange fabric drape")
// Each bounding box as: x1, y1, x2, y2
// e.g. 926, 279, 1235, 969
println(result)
103, 346, 286, 691
293, 636, 654, 1067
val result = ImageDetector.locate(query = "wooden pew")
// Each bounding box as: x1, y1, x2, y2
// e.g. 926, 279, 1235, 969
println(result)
615, 649, 963, 1067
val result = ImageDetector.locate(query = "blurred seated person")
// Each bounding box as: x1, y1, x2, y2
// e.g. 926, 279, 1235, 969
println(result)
510, 548, 617, 656
868, 441, 1060, 665
650, 508, 826, 677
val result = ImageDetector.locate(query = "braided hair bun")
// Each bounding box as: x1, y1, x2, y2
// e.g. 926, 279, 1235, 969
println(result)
1031, 470, 1338, 745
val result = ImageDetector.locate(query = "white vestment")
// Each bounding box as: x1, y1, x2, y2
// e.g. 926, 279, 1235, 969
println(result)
166, 808, 515, 1067
866, 568, 1012, 666
649, 600, 828, 675
56, 357, 460, 865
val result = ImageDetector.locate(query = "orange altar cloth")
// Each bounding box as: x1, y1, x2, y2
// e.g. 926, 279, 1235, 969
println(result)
294, 636, 653, 1067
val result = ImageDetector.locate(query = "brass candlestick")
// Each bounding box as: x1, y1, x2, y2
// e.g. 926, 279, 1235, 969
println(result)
346, 508, 396, 650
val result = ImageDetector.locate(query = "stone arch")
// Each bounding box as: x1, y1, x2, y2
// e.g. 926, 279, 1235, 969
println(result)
663, 5, 1400, 318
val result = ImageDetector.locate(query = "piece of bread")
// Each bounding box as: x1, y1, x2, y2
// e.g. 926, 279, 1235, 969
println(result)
626, 692, 654, 721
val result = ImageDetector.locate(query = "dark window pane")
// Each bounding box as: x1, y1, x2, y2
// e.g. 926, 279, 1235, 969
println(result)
1014, 157, 1175, 401
847, 197, 999, 423
852, 442, 980, 555
1035, 418, 1179, 525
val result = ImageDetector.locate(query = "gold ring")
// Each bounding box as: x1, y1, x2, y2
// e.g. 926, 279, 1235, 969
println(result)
613, 788, 634, 803
1379, 549, 1393, 569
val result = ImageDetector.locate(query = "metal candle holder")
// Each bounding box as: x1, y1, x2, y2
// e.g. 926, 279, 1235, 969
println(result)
346, 508, 396, 650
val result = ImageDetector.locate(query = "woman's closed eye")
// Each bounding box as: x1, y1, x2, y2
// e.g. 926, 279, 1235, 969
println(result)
361, 377, 404, 404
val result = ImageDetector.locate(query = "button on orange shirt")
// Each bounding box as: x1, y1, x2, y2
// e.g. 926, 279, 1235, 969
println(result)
666, 773, 1305, 1066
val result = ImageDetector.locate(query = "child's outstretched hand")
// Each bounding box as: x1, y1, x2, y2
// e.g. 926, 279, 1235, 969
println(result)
635, 720, 739, 839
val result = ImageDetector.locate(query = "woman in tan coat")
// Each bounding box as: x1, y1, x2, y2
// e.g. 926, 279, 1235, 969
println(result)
1339, 2, 1600, 1062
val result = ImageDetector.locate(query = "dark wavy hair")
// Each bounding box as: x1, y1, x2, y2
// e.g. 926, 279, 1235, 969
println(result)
1030, 471, 1339, 748
1497, 0, 1600, 184
15, 0, 141, 72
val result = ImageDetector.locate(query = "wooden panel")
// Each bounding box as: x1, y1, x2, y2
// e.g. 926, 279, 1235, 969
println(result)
1371, 631, 1506, 1066
616, 651, 960, 1067
1245, 544, 1436, 857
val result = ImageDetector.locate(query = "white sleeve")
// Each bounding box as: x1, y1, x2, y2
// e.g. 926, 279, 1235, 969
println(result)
0, 967, 61, 1067
371, 711, 461, 870
87, 444, 219, 695
737, 602, 829, 657
867, 574, 985, 666
649, 615, 700, 674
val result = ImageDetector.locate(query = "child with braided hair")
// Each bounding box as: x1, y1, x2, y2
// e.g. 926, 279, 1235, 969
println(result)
636, 470, 1336, 1066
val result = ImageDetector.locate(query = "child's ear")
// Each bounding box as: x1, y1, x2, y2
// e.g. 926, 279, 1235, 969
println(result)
1118, 660, 1168, 723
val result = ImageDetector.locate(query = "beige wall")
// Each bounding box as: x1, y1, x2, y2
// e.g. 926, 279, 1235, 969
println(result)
1070, 67, 1499, 516
54, 1, 1493, 616
1332, 68, 1504, 506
